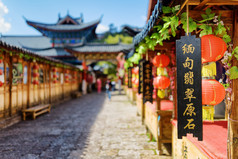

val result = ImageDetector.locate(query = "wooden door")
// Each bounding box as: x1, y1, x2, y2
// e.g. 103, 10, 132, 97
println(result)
11, 58, 24, 115
0, 56, 11, 118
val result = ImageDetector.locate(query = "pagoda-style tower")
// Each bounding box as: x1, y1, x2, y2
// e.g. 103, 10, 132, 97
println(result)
25, 13, 101, 47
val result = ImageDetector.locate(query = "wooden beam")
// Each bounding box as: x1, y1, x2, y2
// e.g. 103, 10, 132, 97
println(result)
230, 6, 238, 159
176, 0, 190, 16
188, 0, 238, 5
194, 0, 211, 10
190, 10, 234, 24
154, 42, 175, 51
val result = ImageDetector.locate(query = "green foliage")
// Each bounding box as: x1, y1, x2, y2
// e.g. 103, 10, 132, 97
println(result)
162, 6, 172, 14
230, 66, 238, 80
96, 61, 117, 77
233, 47, 238, 60
104, 34, 133, 44
129, 53, 141, 65
137, 42, 148, 54
181, 12, 197, 33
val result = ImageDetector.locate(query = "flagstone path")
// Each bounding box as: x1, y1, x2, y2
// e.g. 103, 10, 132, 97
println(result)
0, 91, 171, 159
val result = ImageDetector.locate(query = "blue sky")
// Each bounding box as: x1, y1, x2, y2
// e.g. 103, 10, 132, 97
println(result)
0, 0, 148, 35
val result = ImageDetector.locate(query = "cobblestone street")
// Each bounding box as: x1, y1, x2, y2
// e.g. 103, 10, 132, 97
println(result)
0, 91, 171, 159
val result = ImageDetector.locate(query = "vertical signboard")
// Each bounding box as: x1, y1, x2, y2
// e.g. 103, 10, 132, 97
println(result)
138, 59, 145, 94
128, 67, 132, 88
176, 34, 202, 141
143, 61, 153, 104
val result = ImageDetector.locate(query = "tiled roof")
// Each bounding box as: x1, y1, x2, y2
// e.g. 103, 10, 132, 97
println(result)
26, 18, 101, 31
0, 36, 52, 49
133, 0, 163, 45
122, 25, 142, 37
68, 43, 133, 53
0, 36, 72, 57
0, 40, 79, 69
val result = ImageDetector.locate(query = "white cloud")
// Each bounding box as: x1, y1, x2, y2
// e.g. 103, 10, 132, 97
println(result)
0, 0, 11, 33
141, 15, 147, 21
96, 24, 109, 34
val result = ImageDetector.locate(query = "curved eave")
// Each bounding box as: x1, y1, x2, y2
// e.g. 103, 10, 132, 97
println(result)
65, 48, 122, 56
26, 18, 100, 33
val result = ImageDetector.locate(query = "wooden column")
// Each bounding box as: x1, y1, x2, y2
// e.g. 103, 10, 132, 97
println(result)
9, 54, 13, 116
230, 7, 238, 159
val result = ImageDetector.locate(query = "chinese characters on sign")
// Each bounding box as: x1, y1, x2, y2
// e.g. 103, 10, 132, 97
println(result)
138, 59, 145, 94
143, 61, 153, 104
176, 34, 202, 141
128, 67, 132, 88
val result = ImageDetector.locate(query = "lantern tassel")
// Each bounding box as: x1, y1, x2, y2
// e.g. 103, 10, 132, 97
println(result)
202, 62, 217, 77
202, 105, 215, 121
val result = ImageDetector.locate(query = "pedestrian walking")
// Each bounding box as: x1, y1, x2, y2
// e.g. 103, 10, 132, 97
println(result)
111, 81, 116, 91
106, 80, 111, 100
97, 78, 102, 93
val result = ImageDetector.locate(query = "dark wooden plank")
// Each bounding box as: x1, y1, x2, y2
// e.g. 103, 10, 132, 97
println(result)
194, 0, 211, 10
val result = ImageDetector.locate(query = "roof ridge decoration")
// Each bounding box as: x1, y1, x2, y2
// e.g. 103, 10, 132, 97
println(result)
24, 15, 101, 32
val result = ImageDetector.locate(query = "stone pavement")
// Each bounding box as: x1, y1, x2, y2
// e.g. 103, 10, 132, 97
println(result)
69, 91, 172, 159
0, 91, 172, 159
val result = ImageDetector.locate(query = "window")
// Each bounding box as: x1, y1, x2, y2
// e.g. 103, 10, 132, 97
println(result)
23, 66, 28, 84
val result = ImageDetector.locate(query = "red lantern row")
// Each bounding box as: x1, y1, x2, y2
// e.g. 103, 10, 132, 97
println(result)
65, 74, 69, 83
32, 64, 39, 85
52, 68, 57, 84
0, 59, 3, 87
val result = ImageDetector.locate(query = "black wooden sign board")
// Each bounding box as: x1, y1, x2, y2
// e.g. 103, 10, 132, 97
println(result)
176, 34, 203, 141
128, 67, 132, 88
138, 59, 145, 94
143, 61, 153, 104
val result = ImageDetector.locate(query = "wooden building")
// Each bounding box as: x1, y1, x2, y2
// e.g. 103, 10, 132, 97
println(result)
0, 40, 82, 128
126, 0, 238, 158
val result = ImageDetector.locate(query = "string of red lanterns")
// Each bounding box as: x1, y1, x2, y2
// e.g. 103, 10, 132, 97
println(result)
32, 64, 39, 85
201, 34, 226, 121
0, 59, 3, 87
152, 54, 170, 99
52, 68, 57, 84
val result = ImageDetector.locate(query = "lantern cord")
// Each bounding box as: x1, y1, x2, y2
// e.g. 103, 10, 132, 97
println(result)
146, 51, 148, 61
228, 117, 238, 122
186, 4, 189, 36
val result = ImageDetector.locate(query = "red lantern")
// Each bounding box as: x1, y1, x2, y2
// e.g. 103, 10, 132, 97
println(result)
33, 64, 39, 69
33, 72, 39, 77
132, 77, 136, 84
0, 81, 3, 87
0, 69, 2, 75
0, 59, 2, 63
53, 80, 57, 84
53, 74, 57, 78
201, 34, 227, 63
153, 76, 170, 89
152, 54, 170, 67
135, 79, 139, 86
202, 79, 225, 105
52, 68, 57, 72
133, 67, 139, 75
